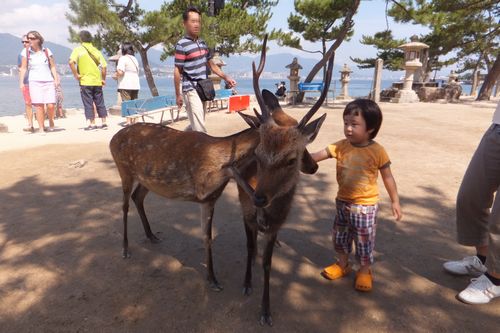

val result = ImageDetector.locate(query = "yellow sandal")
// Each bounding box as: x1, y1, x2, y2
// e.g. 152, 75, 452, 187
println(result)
355, 270, 373, 292
321, 263, 352, 280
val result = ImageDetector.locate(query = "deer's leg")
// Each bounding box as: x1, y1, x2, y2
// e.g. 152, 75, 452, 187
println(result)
131, 183, 161, 243
260, 232, 277, 326
243, 221, 257, 296
201, 201, 222, 292
238, 184, 258, 295
121, 175, 134, 259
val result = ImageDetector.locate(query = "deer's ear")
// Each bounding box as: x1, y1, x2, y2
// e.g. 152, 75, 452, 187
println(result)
238, 111, 261, 129
262, 89, 281, 112
300, 113, 326, 143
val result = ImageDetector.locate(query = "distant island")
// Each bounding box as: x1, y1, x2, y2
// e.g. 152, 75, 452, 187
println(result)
0, 32, 410, 80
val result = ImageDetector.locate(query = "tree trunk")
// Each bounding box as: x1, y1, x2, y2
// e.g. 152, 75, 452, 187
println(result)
470, 70, 479, 96
138, 48, 159, 97
477, 53, 500, 101
295, 0, 360, 103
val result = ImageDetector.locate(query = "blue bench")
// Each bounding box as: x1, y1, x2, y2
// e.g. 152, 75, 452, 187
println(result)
298, 82, 324, 92
208, 89, 233, 111
295, 82, 333, 105
121, 95, 178, 123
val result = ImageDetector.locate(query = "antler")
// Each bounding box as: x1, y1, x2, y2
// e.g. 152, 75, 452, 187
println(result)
252, 34, 269, 120
297, 53, 335, 129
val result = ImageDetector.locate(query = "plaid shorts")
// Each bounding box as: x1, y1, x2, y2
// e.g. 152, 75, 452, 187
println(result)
332, 199, 378, 266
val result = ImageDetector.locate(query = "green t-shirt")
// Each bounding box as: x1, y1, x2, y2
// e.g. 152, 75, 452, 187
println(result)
69, 43, 107, 86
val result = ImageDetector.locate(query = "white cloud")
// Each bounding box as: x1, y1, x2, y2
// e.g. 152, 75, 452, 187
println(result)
0, 2, 73, 47
2, 0, 26, 11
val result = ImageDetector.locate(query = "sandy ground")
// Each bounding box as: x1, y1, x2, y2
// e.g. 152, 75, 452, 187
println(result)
0, 98, 499, 332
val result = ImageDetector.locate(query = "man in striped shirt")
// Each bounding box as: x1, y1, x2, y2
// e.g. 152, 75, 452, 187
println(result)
174, 6, 236, 132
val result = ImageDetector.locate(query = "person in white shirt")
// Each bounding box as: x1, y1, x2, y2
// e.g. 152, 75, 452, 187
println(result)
18, 30, 59, 133
444, 101, 500, 304
115, 42, 140, 124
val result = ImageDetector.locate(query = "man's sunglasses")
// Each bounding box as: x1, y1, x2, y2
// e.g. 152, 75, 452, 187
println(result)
22, 41, 29, 44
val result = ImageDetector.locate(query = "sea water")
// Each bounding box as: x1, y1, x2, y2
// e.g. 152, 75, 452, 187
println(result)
0, 76, 469, 117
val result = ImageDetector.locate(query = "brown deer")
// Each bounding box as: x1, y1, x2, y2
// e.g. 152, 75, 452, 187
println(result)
108, 36, 320, 293
233, 44, 334, 326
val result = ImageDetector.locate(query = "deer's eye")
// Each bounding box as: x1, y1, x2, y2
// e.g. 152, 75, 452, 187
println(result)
287, 158, 297, 166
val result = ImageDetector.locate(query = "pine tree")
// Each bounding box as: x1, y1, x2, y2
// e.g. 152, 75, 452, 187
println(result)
67, 0, 280, 97
161, 0, 280, 57
67, 0, 181, 96
351, 1, 499, 99
350, 30, 406, 71
278, 0, 361, 103
388, 0, 499, 100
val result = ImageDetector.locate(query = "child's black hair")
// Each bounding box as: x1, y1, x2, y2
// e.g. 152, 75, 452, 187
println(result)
343, 99, 383, 139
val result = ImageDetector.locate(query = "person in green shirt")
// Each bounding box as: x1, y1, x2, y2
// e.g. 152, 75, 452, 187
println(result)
69, 30, 108, 130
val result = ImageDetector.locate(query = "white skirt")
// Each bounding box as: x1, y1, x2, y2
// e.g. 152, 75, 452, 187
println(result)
29, 81, 56, 104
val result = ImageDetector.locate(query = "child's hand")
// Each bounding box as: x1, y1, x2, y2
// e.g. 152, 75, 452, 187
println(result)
392, 201, 403, 221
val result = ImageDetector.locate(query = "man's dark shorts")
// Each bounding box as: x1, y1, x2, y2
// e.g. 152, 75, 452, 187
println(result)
80, 85, 107, 120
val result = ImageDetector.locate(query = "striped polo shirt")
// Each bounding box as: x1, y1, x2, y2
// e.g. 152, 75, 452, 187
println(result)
175, 35, 212, 92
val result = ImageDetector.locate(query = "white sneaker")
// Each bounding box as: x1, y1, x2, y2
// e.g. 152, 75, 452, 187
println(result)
443, 256, 487, 277
457, 274, 500, 304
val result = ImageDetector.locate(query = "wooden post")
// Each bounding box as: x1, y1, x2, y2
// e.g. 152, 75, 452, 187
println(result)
372, 58, 383, 103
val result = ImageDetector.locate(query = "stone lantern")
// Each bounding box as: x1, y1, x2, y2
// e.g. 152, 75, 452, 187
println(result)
286, 57, 302, 102
208, 52, 226, 90
337, 63, 352, 100
392, 35, 429, 103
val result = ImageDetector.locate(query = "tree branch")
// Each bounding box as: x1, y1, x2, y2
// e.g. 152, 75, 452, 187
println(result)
117, 0, 134, 19
296, 0, 360, 102
388, 0, 414, 20
299, 49, 323, 54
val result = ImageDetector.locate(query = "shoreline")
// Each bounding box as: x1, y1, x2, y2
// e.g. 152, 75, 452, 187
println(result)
0, 96, 497, 154
0, 106, 192, 153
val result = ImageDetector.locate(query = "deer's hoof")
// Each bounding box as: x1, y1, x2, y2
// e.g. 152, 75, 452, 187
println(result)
243, 286, 253, 296
149, 234, 162, 244
259, 313, 273, 326
122, 249, 131, 259
209, 281, 224, 292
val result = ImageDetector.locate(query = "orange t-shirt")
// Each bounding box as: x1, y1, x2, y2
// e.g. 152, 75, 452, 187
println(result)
327, 139, 391, 205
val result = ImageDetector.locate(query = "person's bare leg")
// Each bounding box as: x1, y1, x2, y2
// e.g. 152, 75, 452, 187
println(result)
25, 103, 33, 128
46, 103, 55, 129
359, 263, 371, 274
35, 105, 45, 132
337, 253, 349, 268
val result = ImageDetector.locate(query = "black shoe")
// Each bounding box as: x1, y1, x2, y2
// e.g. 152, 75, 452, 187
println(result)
84, 125, 98, 131
101, 124, 108, 130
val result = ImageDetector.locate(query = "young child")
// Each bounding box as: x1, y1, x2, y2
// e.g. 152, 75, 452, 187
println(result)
311, 99, 402, 292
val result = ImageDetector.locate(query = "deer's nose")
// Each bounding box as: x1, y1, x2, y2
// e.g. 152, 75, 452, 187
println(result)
254, 195, 268, 208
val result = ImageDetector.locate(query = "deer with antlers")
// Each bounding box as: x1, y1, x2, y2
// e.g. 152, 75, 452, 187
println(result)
109, 35, 321, 293
109, 34, 333, 325
233, 43, 333, 326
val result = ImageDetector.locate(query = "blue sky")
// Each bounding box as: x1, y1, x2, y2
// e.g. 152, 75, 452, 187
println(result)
1, 0, 435, 72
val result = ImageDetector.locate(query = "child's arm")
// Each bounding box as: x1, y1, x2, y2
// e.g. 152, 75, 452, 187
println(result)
380, 166, 403, 221
310, 149, 330, 162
